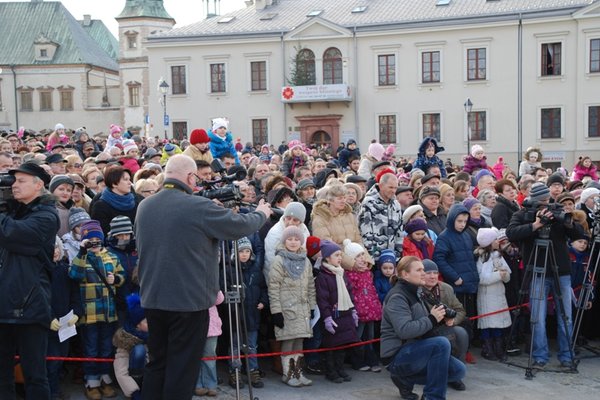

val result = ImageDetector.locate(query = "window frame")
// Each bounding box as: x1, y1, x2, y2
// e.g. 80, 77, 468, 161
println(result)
172, 121, 188, 141
377, 114, 397, 145
250, 60, 268, 91
19, 89, 33, 112
251, 118, 269, 145
209, 62, 227, 93
468, 110, 487, 141
539, 107, 562, 139
590, 38, 600, 74
466, 47, 487, 81
170, 65, 187, 95
295, 48, 316, 86
322, 47, 343, 85
377, 53, 397, 87
587, 105, 600, 138
541, 42, 562, 77
59, 89, 74, 111
128, 84, 140, 107
421, 112, 442, 142
420, 50, 441, 84
38, 89, 53, 111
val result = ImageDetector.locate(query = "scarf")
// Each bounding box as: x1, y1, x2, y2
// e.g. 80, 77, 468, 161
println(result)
410, 237, 430, 260
321, 262, 354, 311
100, 188, 136, 212
276, 248, 307, 280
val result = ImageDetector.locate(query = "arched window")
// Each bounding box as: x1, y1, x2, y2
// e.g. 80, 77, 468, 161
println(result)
294, 49, 316, 86
323, 47, 343, 84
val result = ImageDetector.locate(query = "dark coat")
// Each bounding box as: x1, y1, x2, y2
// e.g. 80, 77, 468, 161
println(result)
432, 204, 479, 294
239, 257, 269, 332
107, 241, 139, 313
373, 269, 392, 304
338, 148, 361, 169
50, 259, 83, 319
421, 203, 447, 236
491, 195, 521, 229
0, 195, 60, 326
465, 216, 492, 249
90, 191, 142, 236
413, 137, 447, 178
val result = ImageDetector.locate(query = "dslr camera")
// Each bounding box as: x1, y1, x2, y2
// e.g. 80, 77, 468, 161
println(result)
197, 159, 245, 207
419, 289, 458, 319
0, 173, 15, 213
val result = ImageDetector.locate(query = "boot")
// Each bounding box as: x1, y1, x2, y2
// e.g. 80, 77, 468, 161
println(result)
334, 350, 351, 382
285, 357, 302, 387
294, 356, 313, 386
270, 340, 283, 375
493, 337, 507, 362
281, 355, 290, 383
325, 351, 343, 383
228, 370, 245, 389
249, 368, 264, 388
481, 338, 498, 361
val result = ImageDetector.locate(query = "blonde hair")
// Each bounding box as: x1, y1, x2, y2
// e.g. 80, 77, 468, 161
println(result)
135, 178, 159, 194
390, 256, 421, 285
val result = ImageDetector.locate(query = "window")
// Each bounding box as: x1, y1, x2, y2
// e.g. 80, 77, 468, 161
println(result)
40, 49, 47, 58
589, 106, 600, 138
210, 63, 226, 93
323, 47, 342, 85
128, 85, 140, 107
541, 108, 561, 138
171, 65, 186, 95
378, 115, 396, 144
251, 61, 267, 91
422, 113, 441, 141
128, 35, 137, 49
252, 119, 268, 145
59, 90, 73, 111
541, 43, 561, 76
20, 90, 33, 111
295, 49, 316, 86
172, 122, 188, 140
467, 48, 486, 80
378, 54, 396, 86
468, 111, 486, 141
591, 39, 600, 73
421, 51, 440, 83
39, 90, 53, 111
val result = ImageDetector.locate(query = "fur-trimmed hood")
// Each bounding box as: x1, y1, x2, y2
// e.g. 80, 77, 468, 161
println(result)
112, 327, 144, 352
312, 198, 353, 219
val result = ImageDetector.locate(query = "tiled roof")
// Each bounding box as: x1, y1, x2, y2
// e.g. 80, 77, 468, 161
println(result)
0, 1, 119, 71
153, 0, 595, 39
79, 19, 120, 62
116, 0, 174, 20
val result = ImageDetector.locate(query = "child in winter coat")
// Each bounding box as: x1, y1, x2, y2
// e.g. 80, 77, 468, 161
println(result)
208, 117, 240, 165
281, 140, 308, 179
62, 207, 91, 262
196, 290, 224, 397
462, 144, 490, 175
268, 226, 316, 387
113, 294, 148, 400
105, 124, 124, 153
120, 140, 141, 175
569, 234, 592, 310
402, 218, 435, 260
373, 249, 396, 303
69, 220, 125, 399
413, 137, 447, 178
343, 239, 382, 372
519, 147, 543, 177
572, 156, 599, 182
316, 240, 359, 383
475, 228, 511, 361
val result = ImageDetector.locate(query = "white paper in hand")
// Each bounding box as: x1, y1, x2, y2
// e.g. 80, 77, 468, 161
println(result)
58, 310, 77, 343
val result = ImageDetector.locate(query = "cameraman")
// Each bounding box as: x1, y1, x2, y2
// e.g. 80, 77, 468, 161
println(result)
135, 155, 272, 400
506, 182, 581, 369
0, 162, 59, 399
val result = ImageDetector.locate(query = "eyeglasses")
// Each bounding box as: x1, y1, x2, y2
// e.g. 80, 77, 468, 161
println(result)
141, 189, 157, 194
188, 172, 203, 185
72, 163, 83, 168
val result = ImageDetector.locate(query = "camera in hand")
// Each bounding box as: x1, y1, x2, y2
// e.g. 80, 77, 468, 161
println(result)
419, 288, 458, 319
0, 173, 16, 213
523, 200, 572, 227
197, 159, 245, 207
84, 240, 102, 249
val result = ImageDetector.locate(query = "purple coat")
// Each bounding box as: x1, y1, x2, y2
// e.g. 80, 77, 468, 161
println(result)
316, 268, 358, 348
462, 155, 489, 174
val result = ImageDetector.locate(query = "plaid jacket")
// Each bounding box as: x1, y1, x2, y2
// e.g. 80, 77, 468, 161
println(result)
69, 248, 125, 324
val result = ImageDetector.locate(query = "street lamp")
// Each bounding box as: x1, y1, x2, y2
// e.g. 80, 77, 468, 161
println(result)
464, 98, 473, 156
159, 79, 170, 139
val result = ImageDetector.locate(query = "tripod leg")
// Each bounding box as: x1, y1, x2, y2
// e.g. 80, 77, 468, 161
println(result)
527, 265, 549, 375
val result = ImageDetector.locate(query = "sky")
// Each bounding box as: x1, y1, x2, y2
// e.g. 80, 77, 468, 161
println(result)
0, 0, 248, 36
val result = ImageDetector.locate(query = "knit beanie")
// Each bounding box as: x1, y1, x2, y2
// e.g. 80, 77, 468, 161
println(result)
190, 129, 210, 145
283, 202, 306, 222
477, 227, 499, 247
281, 225, 305, 244
288, 140, 303, 151
122, 139, 138, 155
422, 259, 438, 273
462, 197, 480, 212
320, 240, 341, 260
68, 207, 91, 231
80, 220, 104, 242
126, 293, 145, 328
237, 237, 253, 253
405, 218, 428, 235
342, 239, 365, 260
306, 236, 321, 258
528, 182, 551, 202
471, 144, 484, 157
580, 187, 600, 205
108, 215, 134, 237
49, 174, 74, 193
212, 117, 228, 132
402, 205, 423, 226
377, 249, 397, 268
546, 172, 564, 187
54, 123, 65, 131
368, 142, 385, 162
474, 169, 494, 185
110, 124, 122, 135
376, 168, 395, 184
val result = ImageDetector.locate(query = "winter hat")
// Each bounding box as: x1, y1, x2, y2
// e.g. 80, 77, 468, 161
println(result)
371, 160, 391, 172
144, 148, 159, 160
346, 174, 367, 184
212, 117, 228, 132
122, 139, 138, 155
320, 239, 341, 259
281, 225, 305, 244
405, 218, 428, 235
288, 140, 302, 151
402, 205, 424, 226
283, 202, 306, 222
126, 293, 145, 328
108, 215, 134, 237
580, 187, 600, 205
477, 227, 499, 248
556, 192, 575, 205
54, 123, 65, 131
419, 186, 440, 201
342, 239, 365, 260
377, 249, 397, 268
110, 124, 122, 135
462, 197, 480, 212
49, 174, 74, 193
368, 142, 385, 162
80, 220, 104, 242
68, 207, 91, 231
471, 144, 484, 157
237, 237, 253, 253
420, 173, 439, 186
376, 168, 395, 184
190, 129, 210, 145
347, 139, 356, 146
164, 143, 176, 154
422, 259, 438, 273
528, 182, 551, 202
296, 179, 315, 191
306, 236, 321, 258
546, 172, 564, 187
474, 169, 494, 185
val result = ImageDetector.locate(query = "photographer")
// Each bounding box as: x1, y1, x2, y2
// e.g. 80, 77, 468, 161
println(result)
0, 162, 59, 399
506, 182, 581, 369
381, 256, 466, 400
135, 154, 272, 400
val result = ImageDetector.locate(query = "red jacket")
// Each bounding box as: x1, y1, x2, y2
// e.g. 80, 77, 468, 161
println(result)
402, 237, 435, 260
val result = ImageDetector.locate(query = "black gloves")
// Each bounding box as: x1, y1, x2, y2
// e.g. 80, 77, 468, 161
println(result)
272, 313, 284, 329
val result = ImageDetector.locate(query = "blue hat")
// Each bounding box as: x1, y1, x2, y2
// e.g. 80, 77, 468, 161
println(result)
320, 240, 341, 259
80, 220, 104, 242
164, 143, 176, 153
377, 249, 397, 267
126, 293, 145, 328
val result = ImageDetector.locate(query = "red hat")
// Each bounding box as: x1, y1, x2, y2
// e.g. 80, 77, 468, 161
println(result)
190, 129, 209, 145
376, 167, 395, 183
306, 236, 321, 258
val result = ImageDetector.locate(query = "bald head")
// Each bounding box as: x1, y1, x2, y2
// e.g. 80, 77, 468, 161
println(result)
165, 154, 197, 184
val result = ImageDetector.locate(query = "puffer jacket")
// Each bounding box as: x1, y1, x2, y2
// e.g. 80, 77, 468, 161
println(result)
0, 195, 60, 326
572, 163, 599, 182
280, 150, 308, 178
346, 269, 382, 322
476, 251, 511, 329
263, 219, 310, 281
373, 269, 392, 304
183, 144, 214, 163
113, 328, 146, 397
208, 130, 240, 164
413, 137, 447, 178
462, 155, 489, 175
432, 204, 479, 294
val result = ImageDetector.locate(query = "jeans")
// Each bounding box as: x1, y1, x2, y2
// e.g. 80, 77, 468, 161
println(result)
129, 344, 147, 374
530, 274, 573, 363
229, 330, 259, 371
197, 337, 218, 390
387, 337, 466, 400
46, 332, 70, 397
81, 322, 116, 386
0, 323, 50, 400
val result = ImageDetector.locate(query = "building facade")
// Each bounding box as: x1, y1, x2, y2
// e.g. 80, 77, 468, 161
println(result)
145, 0, 600, 168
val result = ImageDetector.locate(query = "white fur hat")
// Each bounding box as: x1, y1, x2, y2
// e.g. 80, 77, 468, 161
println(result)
477, 227, 499, 248
343, 239, 365, 260
212, 117, 229, 132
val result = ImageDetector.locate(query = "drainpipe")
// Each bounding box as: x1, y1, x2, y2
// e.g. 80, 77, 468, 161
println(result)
517, 13, 523, 171
281, 31, 286, 143
353, 26, 359, 143
11, 65, 18, 130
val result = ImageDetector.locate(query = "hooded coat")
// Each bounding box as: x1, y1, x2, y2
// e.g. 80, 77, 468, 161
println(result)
432, 204, 479, 294
281, 149, 308, 178
208, 130, 240, 164
413, 137, 447, 178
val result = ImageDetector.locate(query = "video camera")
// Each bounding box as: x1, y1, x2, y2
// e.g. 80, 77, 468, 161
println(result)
522, 200, 572, 227
197, 159, 245, 207
0, 173, 15, 213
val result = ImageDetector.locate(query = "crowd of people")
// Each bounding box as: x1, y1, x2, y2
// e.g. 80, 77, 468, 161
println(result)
1, 120, 599, 400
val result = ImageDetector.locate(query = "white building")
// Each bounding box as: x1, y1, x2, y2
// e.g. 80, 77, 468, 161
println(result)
145, 0, 600, 169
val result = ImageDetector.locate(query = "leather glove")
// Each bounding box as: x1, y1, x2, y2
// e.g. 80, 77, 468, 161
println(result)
324, 316, 338, 335
68, 314, 79, 327
50, 318, 60, 331
352, 309, 359, 327
272, 313, 284, 329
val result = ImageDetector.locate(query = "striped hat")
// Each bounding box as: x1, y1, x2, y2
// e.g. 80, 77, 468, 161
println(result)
68, 207, 91, 231
108, 215, 134, 237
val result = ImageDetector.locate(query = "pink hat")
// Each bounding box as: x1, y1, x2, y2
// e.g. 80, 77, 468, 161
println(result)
477, 227, 499, 247
110, 124, 122, 136
368, 142, 385, 161
122, 139, 138, 155
288, 140, 303, 151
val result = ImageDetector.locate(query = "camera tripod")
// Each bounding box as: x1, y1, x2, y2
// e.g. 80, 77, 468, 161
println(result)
509, 225, 578, 379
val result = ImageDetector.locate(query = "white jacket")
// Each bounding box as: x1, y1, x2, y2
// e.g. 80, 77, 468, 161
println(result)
476, 250, 512, 329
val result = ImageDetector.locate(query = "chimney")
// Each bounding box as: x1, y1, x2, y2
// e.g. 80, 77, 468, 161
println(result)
83, 14, 91, 26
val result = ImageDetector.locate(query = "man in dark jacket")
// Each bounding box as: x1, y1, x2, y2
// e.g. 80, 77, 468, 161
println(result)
135, 154, 272, 400
0, 162, 59, 399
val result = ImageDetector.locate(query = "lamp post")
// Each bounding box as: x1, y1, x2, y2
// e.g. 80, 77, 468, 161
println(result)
159, 79, 169, 139
464, 98, 473, 156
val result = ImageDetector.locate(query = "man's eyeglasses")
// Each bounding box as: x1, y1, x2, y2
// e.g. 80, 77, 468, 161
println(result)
141, 189, 157, 195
